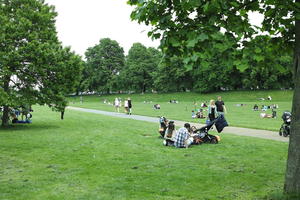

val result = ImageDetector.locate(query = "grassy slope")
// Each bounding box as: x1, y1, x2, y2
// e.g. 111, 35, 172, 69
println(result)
70, 90, 293, 131
0, 106, 288, 199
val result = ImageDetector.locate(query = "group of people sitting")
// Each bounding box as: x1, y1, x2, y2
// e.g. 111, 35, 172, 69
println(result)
169, 99, 178, 104
159, 118, 198, 148
252, 104, 278, 118
7, 105, 33, 124
159, 117, 222, 148
258, 95, 272, 101
191, 109, 205, 119
153, 104, 161, 109
253, 104, 279, 111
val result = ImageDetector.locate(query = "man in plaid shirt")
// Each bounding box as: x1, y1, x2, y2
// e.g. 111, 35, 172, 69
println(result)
174, 123, 193, 148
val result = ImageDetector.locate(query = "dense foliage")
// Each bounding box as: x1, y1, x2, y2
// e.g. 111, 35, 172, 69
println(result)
0, 0, 83, 126
80, 36, 292, 94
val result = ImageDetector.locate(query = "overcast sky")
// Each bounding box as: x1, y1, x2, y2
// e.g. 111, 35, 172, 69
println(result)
44, 0, 263, 58
44, 0, 160, 57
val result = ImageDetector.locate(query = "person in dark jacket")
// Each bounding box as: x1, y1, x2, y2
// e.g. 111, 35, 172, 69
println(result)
128, 98, 132, 115
215, 96, 227, 116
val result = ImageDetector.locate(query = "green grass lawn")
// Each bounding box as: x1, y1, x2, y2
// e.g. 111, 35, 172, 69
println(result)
0, 106, 288, 199
69, 90, 293, 131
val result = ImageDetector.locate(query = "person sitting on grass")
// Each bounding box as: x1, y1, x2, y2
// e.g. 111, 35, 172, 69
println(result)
267, 95, 272, 100
196, 109, 205, 119
174, 123, 193, 148
154, 104, 161, 109
191, 110, 196, 119
272, 109, 277, 118
163, 121, 176, 146
201, 101, 208, 108
159, 116, 168, 137
253, 104, 259, 111
260, 112, 275, 118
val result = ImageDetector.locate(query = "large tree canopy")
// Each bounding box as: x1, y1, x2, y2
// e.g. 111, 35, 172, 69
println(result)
127, 0, 300, 196
84, 38, 125, 94
119, 43, 161, 93
0, 0, 83, 126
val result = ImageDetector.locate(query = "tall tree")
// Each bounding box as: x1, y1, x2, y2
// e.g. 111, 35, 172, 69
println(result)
153, 56, 193, 92
0, 0, 83, 126
120, 43, 161, 93
85, 38, 125, 94
127, 0, 299, 196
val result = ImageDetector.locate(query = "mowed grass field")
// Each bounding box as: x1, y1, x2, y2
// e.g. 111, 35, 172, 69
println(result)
0, 105, 288, 199
70, 90, 293, 131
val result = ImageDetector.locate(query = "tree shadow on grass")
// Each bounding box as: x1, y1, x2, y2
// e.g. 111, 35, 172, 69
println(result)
0, 123, 60, 133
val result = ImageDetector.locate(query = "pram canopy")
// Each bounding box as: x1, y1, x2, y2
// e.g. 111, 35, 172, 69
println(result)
196, 115, 228, 134
282, 111, 291, 123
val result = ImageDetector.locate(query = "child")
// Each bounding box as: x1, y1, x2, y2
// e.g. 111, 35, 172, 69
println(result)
191, 110, 196, 118
163, 121, 176, 146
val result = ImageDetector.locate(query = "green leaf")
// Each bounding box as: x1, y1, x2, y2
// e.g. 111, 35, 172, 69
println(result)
254, 55, 264, 62
185, 64, 193, 71
203, 2, 209, 12
190, 0, 201, 7
187, 38, 198, 48
236, 64, 248, 72
197, 33, 209, 41
201, 61, 210, 69
153, 33, 161, 39
169, 37, 181, 47
233, 60, 241, 66
254, 47, 262, 53
191, 53, 198, 62
183, 57, 190, 64
275, 64, 287, 73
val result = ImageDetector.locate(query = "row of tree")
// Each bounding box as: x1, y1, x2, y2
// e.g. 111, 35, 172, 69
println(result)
80, 35, 293, 94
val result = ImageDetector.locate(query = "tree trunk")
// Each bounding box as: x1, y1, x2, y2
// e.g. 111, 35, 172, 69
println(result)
142, 84, 146, 93
2, 106, 10, 127
1, 75, 10, 127
284, 11, 300, 195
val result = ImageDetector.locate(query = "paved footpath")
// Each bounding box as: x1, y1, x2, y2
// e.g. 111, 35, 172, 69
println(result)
68, 106, 289, 143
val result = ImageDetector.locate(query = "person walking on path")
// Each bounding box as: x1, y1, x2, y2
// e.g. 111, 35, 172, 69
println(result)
114, 97, 120, 112
215, 96, 227, 116
207, 100, 217, 122
124, 99, 129, 114
128, 97, 132, 115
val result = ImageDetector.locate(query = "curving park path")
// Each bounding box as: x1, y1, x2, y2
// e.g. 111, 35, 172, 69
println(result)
67, 106, 289, 143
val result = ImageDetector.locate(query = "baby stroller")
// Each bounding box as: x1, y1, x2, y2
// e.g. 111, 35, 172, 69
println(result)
192, 115, 227, 144
279, 111, 291, 137
192, 120, 219, 144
